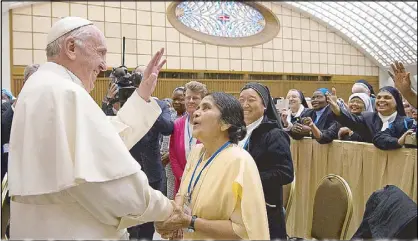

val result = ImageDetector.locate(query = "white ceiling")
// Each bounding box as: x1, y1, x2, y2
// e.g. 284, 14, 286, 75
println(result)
279, 2, 417, 68
3, 1, 417, 68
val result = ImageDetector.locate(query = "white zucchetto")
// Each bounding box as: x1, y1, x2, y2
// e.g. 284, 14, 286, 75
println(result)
47, 16, 93, 45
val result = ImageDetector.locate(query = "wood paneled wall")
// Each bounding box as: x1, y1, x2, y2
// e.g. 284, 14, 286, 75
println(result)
11, 68, 378, 105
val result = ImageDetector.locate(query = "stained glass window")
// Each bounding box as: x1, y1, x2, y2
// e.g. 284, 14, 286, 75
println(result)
175, 2, 266, 38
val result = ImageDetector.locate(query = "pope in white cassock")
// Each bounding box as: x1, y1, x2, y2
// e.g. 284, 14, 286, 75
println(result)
8, 17, 175, 239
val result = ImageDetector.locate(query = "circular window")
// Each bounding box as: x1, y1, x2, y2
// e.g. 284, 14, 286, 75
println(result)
167, 2, 280, 47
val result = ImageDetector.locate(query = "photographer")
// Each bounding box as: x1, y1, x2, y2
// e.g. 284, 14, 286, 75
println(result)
102, 82, 119, 116
127, 66, 174, 240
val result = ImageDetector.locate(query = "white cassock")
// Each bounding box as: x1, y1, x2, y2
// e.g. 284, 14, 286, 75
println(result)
8, 62, 173, 239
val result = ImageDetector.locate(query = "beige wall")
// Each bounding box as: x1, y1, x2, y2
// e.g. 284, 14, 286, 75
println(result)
11, 1, 379, 76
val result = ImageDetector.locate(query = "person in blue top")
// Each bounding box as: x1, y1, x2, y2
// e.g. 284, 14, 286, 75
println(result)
289, 88, 340, 144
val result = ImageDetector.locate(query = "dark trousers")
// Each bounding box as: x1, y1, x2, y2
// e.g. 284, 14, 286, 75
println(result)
267, 205, 287, 239
127, 178, 163, 240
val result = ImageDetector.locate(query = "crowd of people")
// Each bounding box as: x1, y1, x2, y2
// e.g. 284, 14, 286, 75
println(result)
1, 16, 417, 240
97, 61, 416, 239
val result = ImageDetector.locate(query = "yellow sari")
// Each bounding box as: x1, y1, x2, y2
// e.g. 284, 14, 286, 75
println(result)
179, 143, 269, 240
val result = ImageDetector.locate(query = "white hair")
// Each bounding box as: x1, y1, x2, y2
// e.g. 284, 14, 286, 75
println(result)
23, 64, 40, 82
46, 25, 97, 58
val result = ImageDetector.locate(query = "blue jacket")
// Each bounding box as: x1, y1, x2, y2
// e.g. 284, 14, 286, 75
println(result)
129, 99, 174, 183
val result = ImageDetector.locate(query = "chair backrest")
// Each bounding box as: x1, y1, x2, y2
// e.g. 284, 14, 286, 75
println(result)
283, 173, 296, 222
310, 174, 353, 240
1, 173, 9, 240
2, 173, 8, 208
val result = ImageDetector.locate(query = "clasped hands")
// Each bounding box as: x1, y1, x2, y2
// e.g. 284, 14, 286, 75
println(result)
155, 201, 192, 239
291, 117, 314, 134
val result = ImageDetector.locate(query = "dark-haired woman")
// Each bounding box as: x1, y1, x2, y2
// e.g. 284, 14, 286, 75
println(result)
156, 92, 270, 240
239, 83, 294, 239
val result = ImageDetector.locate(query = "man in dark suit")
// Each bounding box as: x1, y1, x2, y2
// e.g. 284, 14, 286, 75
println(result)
126, 98, 174, 240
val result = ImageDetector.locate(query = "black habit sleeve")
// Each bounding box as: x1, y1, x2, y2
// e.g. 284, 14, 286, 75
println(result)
334, 107, 369, 134
373, 118, 415, 150
261, 129, 294, 185
316, 121, 341, 144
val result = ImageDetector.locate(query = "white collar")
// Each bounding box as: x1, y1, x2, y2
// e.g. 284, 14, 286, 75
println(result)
246, 116, 264, 134
287, 104, 304, 124
42, 62, 84, 88
238, 116, 263, 148
378, 111, 398, 131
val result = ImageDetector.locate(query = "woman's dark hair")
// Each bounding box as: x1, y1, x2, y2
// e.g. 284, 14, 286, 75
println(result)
210, 92, 247, 144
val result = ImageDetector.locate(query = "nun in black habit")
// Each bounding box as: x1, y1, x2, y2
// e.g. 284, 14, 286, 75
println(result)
352, 185, 417, 239
372, 117, 416, 150
328, 86, 409, 143
289, 88, 341, 144
238, 82, 294, 240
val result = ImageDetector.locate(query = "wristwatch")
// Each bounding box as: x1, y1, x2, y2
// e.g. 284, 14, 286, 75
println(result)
188, 215, 198, 232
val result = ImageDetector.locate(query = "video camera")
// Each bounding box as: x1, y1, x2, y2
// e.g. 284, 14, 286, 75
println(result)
109, 37, 143, 107
110, 65, 142, 107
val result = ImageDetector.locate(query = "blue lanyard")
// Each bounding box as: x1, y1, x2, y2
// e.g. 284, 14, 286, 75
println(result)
243, 137, 250, 150
187, 141, 231, 196
187, 115, 193, 147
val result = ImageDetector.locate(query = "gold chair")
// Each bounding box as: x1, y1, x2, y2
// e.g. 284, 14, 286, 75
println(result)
2, 173, 9, 240
2, 173, 8, 207
310, 174, 353, 240
282, 173, 296, 222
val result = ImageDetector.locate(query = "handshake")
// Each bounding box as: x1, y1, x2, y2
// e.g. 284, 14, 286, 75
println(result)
155, 200, 193, 240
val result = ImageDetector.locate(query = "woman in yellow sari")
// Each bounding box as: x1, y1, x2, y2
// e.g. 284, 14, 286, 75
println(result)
155, 92, 269, 240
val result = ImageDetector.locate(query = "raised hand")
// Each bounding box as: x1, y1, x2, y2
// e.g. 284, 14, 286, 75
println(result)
137, 48, 167, 101
326, 87, 341, 115
388, 61, 412, 95
280, 108, 288, 126
106, 83, 118, 100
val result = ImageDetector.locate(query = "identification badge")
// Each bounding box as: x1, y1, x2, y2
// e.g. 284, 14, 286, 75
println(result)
3, 143, 9, 153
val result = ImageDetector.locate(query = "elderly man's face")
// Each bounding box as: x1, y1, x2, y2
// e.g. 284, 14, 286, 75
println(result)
74, 26, 107, 92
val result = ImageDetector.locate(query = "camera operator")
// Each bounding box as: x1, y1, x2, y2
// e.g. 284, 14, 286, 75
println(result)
127, 66, 174, 240
102, 81, 119, 116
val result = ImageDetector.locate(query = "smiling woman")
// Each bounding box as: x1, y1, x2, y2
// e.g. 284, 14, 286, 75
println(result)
156, 92, 270, 240
328, 86, 410, 145
166, 1, 280, 47
169, 81, 208, 196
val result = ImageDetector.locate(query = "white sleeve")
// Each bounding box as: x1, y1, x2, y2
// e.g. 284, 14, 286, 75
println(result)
283, 122, 293, 131
66, 171, 173, 230
108, 92, 162, 150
